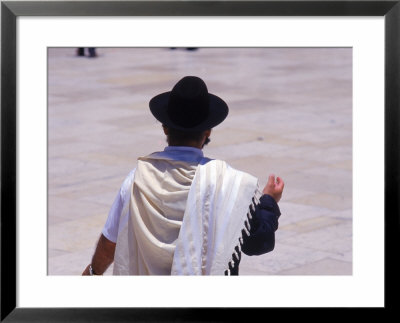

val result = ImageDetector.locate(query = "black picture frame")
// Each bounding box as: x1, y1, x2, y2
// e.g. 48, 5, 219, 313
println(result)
1, 1, 399, 321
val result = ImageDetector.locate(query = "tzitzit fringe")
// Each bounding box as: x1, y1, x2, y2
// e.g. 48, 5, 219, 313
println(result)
224, 195, 260, 275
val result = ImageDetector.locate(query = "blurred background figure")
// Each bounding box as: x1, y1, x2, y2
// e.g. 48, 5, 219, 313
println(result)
76, 47, 97, 58
170, 47, 198, 51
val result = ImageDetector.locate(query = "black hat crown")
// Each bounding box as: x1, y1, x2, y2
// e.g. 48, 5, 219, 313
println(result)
167, 76, 210, 128
149, 76, 228, 132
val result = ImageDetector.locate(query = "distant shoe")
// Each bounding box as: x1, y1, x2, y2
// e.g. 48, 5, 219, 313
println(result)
186, 48, 198, 51
88, 48, 97, 58
76, 48, 85, 56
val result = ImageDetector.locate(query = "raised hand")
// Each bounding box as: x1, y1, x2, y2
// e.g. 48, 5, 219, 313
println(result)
262, 174, 284, 203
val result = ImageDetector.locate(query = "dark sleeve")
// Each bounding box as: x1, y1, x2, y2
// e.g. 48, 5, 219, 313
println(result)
240, 194, 281, 256
223, 194, 281, 275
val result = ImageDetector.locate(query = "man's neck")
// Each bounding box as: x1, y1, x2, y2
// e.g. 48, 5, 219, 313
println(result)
168, 142, 203, 149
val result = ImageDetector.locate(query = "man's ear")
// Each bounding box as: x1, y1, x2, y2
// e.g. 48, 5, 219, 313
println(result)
163, 126, 169, 135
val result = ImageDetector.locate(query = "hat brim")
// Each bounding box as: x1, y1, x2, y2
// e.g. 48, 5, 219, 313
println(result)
149, 91, 229, 132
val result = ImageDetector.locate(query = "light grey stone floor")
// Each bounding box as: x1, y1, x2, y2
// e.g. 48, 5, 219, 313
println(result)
48, 47, 352, 276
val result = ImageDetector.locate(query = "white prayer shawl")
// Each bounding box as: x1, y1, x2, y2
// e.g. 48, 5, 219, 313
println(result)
113, 153, 258, 275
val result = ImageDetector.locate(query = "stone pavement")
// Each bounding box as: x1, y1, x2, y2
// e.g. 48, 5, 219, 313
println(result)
48, 47, 352, 275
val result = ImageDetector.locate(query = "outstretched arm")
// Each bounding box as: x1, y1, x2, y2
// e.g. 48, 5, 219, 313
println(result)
82, 169, 136, 275
225, 174, 285, 275
241, 174, 284, 256
82, 234, 116, 275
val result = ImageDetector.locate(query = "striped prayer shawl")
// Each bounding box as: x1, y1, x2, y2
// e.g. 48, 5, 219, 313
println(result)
113, 154, 258, 275
171, 160, 258, 275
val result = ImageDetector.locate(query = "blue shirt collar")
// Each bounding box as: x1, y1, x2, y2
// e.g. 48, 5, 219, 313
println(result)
164, 146, 204, 158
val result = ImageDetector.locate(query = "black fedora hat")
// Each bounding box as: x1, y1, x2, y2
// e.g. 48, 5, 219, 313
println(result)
149, 76, 229, 132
